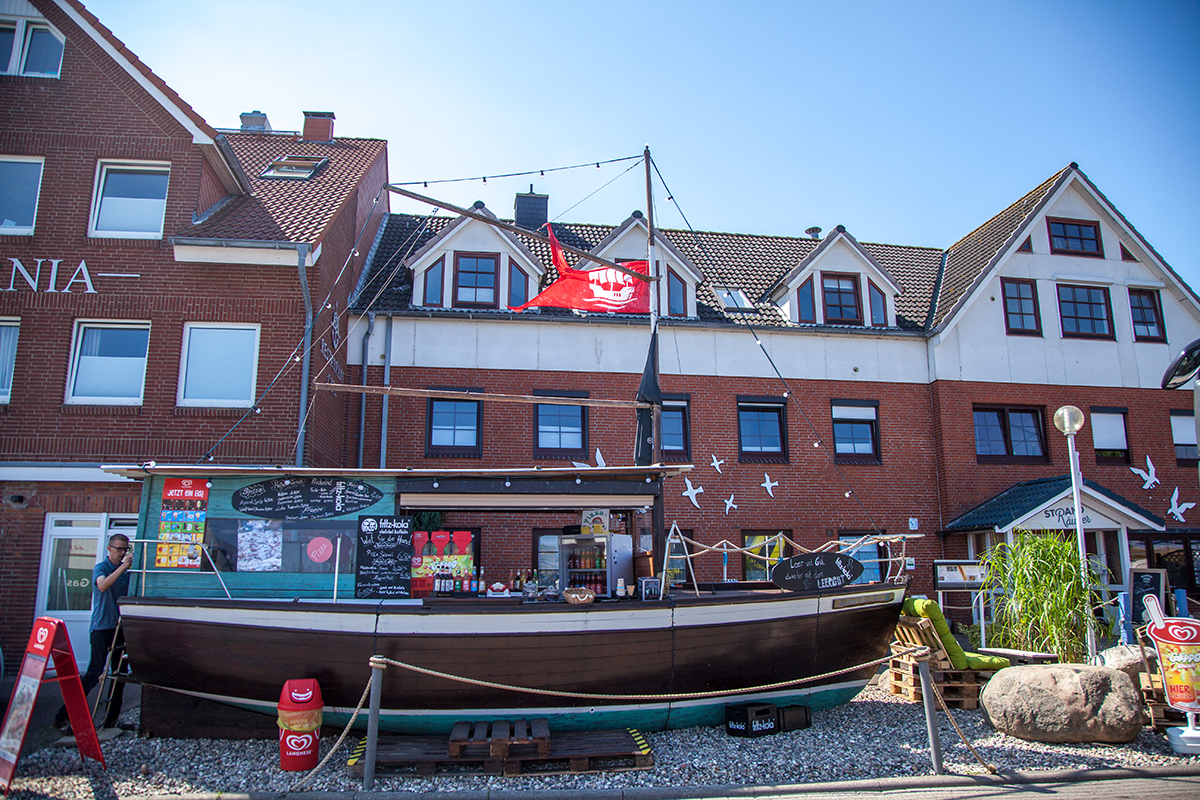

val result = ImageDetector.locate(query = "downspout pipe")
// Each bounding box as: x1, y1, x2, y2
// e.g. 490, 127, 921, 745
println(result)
296, 244, 313, 468
357, 312, 376, 468
380, 315, 392, 468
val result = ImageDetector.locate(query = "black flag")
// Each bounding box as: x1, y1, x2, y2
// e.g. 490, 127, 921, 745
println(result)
634, 332, 662, 465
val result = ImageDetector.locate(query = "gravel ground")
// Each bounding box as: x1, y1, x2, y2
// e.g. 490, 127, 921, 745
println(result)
6, 682, 1199, 799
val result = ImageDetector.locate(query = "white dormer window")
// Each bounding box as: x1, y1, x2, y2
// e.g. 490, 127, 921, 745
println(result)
868, 281, 887, 326
822, 273, 863, 325
1, 18, 64, 78
667, 267, 687, 316
715, 286, 752, 311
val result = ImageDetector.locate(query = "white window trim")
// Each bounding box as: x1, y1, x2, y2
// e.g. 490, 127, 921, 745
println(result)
0, 155, 44, 235
176, 322, 260, 408
0, 317, 18, 404
1091, 412, 1128, 451
65, 319, 151, 406
2, 16, 65, 78
87, 160, 171, 239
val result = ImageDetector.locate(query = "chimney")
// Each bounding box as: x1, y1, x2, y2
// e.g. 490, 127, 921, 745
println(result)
301, 111, 335, 142
239, 110, 272, 132
514, 185, 548, 231
804, 226, 822, 240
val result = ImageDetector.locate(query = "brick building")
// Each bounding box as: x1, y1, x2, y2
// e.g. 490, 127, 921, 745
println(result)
347, 165, 1200, 606
0, 0, 387, 659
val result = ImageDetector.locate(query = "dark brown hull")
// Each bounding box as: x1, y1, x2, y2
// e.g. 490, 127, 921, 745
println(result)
119, 584, 905, 732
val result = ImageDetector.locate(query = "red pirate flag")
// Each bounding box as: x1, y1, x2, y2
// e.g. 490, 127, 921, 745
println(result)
510, 224, 650, 313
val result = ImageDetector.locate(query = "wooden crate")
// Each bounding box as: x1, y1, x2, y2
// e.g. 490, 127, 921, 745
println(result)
347, 727, 652, 778
1140, 672, 1188, 732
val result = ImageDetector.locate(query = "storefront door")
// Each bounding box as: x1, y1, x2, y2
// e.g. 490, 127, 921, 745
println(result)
34, 514, 137, 668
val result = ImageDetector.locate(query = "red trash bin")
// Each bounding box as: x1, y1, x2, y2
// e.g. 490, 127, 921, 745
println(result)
277, 678, 322, 771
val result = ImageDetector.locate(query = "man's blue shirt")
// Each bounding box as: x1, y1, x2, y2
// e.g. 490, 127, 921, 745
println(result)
90, 558, 129, 631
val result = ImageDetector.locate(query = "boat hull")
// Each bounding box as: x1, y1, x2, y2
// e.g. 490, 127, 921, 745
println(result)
119, 584, 905, 733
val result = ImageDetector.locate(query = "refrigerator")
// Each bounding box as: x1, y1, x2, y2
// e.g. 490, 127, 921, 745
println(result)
559, 532, 634, 598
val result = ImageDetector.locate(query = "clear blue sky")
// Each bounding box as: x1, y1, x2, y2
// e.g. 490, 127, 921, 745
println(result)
87, 0, 1200, 289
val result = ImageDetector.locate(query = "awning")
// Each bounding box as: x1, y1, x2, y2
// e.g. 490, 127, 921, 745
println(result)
939, 475, 1165, 537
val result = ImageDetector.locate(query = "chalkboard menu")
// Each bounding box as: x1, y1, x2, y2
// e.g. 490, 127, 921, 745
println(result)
354, 516, 414, 599
770, 552, 864, 593
231, 477, 383, 520
1130, 568, 1168, 626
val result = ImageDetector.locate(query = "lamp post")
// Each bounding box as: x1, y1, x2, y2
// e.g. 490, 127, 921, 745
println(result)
1053, 404, 1097, 660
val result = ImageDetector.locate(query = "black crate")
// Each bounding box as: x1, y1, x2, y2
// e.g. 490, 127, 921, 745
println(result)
724, 703, 777, 737
777, 704, 811, 731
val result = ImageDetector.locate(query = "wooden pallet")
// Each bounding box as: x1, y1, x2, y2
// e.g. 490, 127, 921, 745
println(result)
347, 728, 653, 777
449, 718, 550, 757
1140, 672, 1188, 732
887, 656, 996, 710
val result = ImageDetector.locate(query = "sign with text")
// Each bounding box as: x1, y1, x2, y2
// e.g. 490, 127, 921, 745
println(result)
933, 560, 987, 591
770, 552, 864, 593
0, 618, 104, 792
232, 477, 383, 521
354, 516, 414, 599
1021, 498, 1119, 531
158, 477, 208, 569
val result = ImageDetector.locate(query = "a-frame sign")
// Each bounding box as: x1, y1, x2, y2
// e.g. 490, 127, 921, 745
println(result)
0, 618, 104, 794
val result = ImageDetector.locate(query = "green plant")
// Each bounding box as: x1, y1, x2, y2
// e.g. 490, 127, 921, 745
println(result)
980, 530, 1112, 663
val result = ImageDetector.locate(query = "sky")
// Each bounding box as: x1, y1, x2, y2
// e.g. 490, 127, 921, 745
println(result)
85, 0, 1200, 288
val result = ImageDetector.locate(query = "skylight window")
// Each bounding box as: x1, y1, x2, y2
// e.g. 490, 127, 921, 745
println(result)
260, 155, 327, 180
715, 286, 752, 311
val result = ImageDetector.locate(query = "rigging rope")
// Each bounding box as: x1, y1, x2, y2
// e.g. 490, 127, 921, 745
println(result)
393, 154, 642, 187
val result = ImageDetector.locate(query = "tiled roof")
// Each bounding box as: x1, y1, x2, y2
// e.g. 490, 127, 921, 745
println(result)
174, 133, 387, 245
941, 475, 1163, 533
933, 165, 1073, 329
352, 213, 943, 329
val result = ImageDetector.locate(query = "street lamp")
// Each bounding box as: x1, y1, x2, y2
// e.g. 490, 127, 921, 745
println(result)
1053, 404, 1098, 660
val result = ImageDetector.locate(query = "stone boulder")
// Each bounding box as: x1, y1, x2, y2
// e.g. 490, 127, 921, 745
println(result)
1095, 644, 1158, 682
980, 664, 1146, 743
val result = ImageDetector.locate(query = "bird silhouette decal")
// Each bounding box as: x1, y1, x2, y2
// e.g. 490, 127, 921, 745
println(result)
724, 494, 737, 515
1130, 455, 1158, 490
682, 477, 704, 509
1169, 487, 1196, 522
761, 474, 778, 497
710, 454, 724, 473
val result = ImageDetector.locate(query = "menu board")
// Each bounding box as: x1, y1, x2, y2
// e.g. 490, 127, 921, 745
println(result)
1131, 568, 1168, 626
232, 477, 383, 520
354, 516, 414, 599
770, 552, 864, 593
158, 477, 208, 569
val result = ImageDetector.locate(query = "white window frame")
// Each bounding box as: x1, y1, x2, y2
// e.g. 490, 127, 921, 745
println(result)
0, 155, 45, 235
0, 317, 18, 404
65, 320, 151, 406
1091, 410, 1129, 462
177, 322, 260, 408
2, 17, 65, 78
88, 160, 171, 239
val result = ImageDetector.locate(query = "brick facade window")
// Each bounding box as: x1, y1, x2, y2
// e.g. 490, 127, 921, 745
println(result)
1172, 410, 1197, 466
0, 320, 16, 403
1129, 289, 1166, 342
1090, 407, 1129, 465
89, 162, 170, 239
661, 396, 690, 460
1001, 278, 1041, 335
1048, 217, 1103, 257
0, 156, 44, 235
178, 323, 259, 407
1, 19, 64, 77
534, 390, 587, 459
973, 405, 1047, 463
738, 397, 788, 462
832, 399, 880, 464
1057, 284, 1114, 339
742, 530, 791, 581
426, 391, 482, 458
66, 321, 150, 405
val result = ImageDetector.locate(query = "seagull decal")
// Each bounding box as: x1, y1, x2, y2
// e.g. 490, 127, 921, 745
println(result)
595, 448, 606, 468
682, 477, 705, 509
724, 494, 737, 515
710, 454, 724, 473
761, 474, 778, 497
1130, 455, 1158, 490
1169, 487, 1196, 522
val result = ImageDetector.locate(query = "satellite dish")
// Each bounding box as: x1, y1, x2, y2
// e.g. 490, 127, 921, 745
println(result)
1162, 337, 1200, 390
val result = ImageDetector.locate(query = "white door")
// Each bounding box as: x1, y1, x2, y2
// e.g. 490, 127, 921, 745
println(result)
34, 514, 137, 669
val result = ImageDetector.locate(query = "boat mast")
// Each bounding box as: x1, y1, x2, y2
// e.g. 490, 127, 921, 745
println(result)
645, 145, 666, 573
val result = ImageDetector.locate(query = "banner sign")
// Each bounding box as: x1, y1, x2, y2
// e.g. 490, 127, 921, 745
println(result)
770, 552, 864, 592
0, 618, 104, 792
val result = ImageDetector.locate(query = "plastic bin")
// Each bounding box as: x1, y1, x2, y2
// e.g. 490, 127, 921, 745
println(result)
277, 678, 322, 771
725, 702, 777, 737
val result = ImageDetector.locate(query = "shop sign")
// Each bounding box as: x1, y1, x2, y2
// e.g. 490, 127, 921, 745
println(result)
158, 477, 208, 569
232, 476, 383, 520
354, 516, 413, 599
1023, 498, 1118, 531
770, 552, 864, 592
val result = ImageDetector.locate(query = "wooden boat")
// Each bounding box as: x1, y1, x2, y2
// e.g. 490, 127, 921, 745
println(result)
119, 580, 906, 733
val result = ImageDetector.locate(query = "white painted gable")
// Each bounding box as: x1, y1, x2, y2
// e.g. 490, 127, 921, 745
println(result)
589, 215, 704, 318
770, 229, 901, 326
